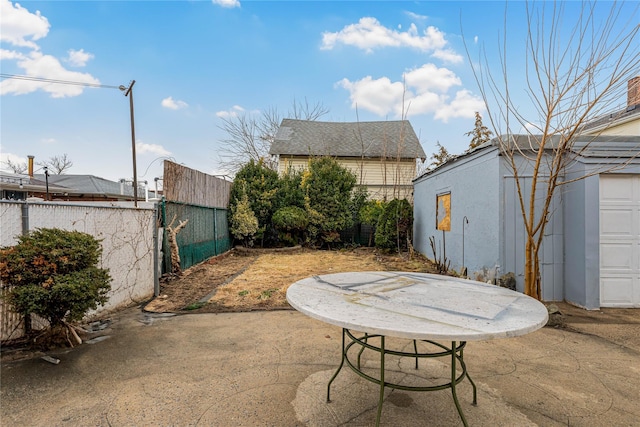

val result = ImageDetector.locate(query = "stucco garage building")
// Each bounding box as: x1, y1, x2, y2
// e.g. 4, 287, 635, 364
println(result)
413, 134, 640, 309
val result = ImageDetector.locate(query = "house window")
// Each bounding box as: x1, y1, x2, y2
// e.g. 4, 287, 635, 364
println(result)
436, 192, 451, 231
1, 190, 27, 201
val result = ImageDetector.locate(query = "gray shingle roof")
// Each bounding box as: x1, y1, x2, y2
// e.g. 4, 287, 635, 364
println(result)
32, 174, 143, 198
270, 119, 426, 160
495, 134, 640, 158
415, 134, 640, 180
581, 103, 640, 132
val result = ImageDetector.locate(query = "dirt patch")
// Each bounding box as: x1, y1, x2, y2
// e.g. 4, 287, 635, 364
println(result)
144, 247, 441, 313
144, 250, 259, 313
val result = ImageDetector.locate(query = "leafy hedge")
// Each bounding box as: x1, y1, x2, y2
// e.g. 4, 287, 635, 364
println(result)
0, 228, 111, 328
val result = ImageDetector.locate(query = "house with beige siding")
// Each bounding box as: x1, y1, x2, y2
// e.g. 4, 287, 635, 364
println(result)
582, 77, 640, 136
270, 119, 426, 201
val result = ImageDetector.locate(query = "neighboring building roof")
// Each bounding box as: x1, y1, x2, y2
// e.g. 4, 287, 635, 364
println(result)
571, 135, 640, 158
31, 174, 143, 199
270, 119, 426, 160
0, 172, 68, 193
581, 103, 640, 134
495, 134, 640, 157
415, 134, 640, 180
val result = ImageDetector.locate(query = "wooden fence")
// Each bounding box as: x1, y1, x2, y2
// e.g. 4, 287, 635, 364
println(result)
163, 160, 231, 208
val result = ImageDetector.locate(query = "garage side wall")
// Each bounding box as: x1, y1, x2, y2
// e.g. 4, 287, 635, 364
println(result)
413, 149, 501, 279
562, 167, 592, 307
500, 154, 564, 300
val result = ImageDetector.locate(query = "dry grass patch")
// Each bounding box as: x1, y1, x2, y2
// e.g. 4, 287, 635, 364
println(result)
209, 249, 385, 310
144, 247, 440, 313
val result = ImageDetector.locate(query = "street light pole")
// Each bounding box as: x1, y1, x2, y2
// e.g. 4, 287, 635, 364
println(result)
120, 80, 138, 207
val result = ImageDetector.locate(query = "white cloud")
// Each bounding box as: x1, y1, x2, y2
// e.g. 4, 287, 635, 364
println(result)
0, 0, 50, 48
337, 76, 407, 116
1, 51, 101, 97
212, 0, 240, 8
404, 64, 461, 93
474, 35, 478, 44
522, 122, 541, 133
136, 142, 172, 156
0, 2, 100, 98
0, 48, 26, 60
322, 18, 449, 54
41, 137, 56, 144
321, 17, 463, 64
405, 11, 428, 21
0, 152, 27, 172
432, 48, 463, 64
337, 64, 484, 123
216, 105, 245, 118
66, 49, 94, 67
161, 96, 188, 110
434, 89, 486, 122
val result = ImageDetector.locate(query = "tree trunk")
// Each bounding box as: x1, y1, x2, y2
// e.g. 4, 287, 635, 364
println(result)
524, 237, 540, 300
167, 215, 189, 274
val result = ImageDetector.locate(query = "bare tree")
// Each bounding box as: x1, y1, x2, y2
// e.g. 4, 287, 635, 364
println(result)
38, 154, 73, 174
218, 98, 329, 174
2, 159, 28, 174
465, 1, 639, 299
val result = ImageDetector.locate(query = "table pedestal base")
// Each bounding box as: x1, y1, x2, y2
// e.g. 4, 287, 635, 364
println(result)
327, 329, 477, 427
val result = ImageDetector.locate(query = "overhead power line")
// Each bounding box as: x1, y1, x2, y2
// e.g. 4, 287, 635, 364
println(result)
0, 73, 121, 89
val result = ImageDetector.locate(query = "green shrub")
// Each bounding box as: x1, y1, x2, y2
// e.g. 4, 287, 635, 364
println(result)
6, 267, 111, 325
359, 198, 386, 246
375, 199, 413, 252
228, 159, 279, 247
301, 157, 357, 247
275, 166, 305, 210
359, 199, 385, 227
230, 192, 259, 247
272, 206, 308, 246
272, 206, 308, 231
0, 228, 111, 335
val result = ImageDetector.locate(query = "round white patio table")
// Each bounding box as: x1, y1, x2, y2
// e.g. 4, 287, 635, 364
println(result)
286, 271, 549, 427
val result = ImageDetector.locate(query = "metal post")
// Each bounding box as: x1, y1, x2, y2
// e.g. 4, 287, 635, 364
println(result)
153, 202, 160, 297
21, 202, 29, 236
121, 80, 138, 207
43, 166, 49, 201
462, 216, 469, 276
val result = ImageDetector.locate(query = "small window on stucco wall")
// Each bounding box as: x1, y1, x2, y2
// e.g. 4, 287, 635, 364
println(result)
436, 192, 451, 231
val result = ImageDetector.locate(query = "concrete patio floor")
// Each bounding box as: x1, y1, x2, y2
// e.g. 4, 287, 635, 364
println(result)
1, 303, 639, 426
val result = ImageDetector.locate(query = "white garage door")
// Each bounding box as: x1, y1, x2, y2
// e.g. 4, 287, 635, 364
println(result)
600, 174, 640, 307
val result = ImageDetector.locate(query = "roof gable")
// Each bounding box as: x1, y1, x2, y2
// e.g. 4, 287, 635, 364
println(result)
270, 119, 426, 160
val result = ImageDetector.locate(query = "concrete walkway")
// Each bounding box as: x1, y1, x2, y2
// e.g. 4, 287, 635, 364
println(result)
1, 303, 639, 426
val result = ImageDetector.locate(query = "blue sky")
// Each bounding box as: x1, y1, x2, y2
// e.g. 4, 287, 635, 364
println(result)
1, 0, 637, 185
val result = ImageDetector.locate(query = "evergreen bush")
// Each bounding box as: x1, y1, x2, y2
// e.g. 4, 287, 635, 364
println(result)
0, 228, 111, 347
374, 199, 413, 252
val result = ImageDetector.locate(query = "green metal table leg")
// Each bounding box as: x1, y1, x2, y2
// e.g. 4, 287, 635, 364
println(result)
450, 341, 469, 427
375, 335, 386, 427
357, 333, 368, 369
327, 328, 346, 403
461, 346, 477, 405
326, 332, 477, 425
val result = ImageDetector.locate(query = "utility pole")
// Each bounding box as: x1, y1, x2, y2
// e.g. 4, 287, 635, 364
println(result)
120, 80, 138, 207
